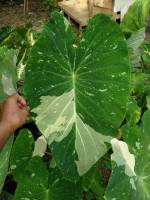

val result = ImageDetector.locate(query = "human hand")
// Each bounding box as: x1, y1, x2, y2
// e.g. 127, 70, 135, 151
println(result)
0, 94, 29, 134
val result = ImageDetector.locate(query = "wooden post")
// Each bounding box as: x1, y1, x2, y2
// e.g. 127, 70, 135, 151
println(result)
24, 0, 26, 17
27, 0, 29, 14
88, 0, 94, 17
24, 0, 29, 17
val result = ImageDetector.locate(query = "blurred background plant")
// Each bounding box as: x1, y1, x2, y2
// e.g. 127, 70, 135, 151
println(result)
43, 0, 59, 12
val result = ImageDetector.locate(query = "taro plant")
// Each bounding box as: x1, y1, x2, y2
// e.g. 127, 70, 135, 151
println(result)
0, 0, 150, 199
24, 11, 130, 179
13, 11, 131, 199
19, 10, 131, 198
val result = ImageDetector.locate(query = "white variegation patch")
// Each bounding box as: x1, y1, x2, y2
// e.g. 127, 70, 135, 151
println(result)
75, 115, 112, 175
111, 138, 136, 177
32, 90, 113, 175
33, 136, 47, 157
32, 91, 74, 144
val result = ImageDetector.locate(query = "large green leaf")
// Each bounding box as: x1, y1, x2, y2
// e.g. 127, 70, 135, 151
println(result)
14, 157, 82, 200
105, 110, 150, 200
48, 168, 82, 200
121, 0, 150, 36
0, 46, 18, 102
10, 129, 34, 181
0, 136, 13, 192
14, 157, 49, 200
24, 12, 130, 179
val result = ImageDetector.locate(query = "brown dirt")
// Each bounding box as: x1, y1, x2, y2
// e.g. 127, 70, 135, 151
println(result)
0, 0, 49, 32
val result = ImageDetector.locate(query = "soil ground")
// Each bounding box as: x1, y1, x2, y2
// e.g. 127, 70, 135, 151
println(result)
0, 0, 49, 31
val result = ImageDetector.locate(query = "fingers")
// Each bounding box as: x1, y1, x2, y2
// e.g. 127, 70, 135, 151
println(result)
17, 95, 27, 107
21, 107, 29, 124
1, 94, 30, 130
8, 94, 28, 110
17, 96, 29, 112
9, 93, 29, 115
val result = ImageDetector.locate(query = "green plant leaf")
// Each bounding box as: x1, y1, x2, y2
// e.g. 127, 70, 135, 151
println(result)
127, 28, 145, 50
14, 156, 49, 200
14, 157, 82, 200
142, 42, 150, 71
127, 28, 145, 68
125, 96, 141, 126
10, 129, 34, 181
131, 72, 146, 95
50, 125, 79, 181
0, 46, 18, 102
121, 0, 150, 36
146, 95, 150, 109
105, 110, 150, 200
0, 136, 13, 192
0, 26, 14, 44
82, 164, 105, 199
24, 12, 130, 179
48, 168, 82, 200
